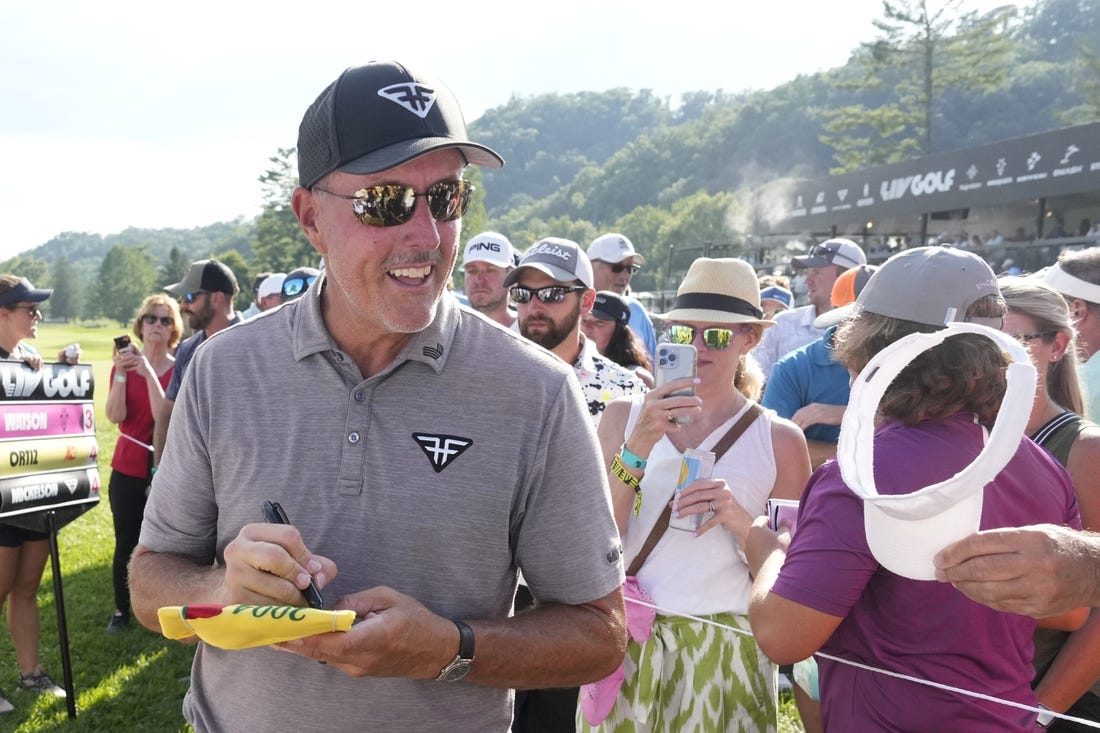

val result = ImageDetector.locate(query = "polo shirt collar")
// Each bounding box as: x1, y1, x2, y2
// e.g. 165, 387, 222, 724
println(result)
290, 271, 457, 375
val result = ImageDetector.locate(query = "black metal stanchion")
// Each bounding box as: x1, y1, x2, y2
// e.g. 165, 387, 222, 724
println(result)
46, 510, 77, 719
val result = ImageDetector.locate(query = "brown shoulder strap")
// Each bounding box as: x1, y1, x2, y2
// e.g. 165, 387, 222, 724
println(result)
626, 402, 765, 576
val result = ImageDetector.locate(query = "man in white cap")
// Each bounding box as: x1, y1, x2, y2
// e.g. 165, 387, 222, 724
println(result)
754, 238, 867, 379
461, 231, 516, 327
257, 273, 286, 312
587, 233, 658, 359
743, 246, 1080, 732
507, 237, 646, 427
1041, 247, 1100, 421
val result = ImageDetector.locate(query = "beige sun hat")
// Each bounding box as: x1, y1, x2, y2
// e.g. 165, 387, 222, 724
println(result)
658, 258, 774, 328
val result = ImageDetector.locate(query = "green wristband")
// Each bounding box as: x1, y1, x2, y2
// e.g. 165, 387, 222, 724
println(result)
619, 443, 648, 470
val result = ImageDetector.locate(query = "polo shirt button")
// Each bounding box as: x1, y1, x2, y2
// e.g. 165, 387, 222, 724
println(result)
347, 432, 361, 444
354, 391, 365, 402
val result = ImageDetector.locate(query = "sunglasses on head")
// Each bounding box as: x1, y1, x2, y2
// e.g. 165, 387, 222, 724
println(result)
607, 262, 641, 275
283, 275, 317, 297
182, 290, 208, 304
664, 324, 752, 351
509, 285, 587, 305
142, 314, 174, 327
312, 179, 474, 227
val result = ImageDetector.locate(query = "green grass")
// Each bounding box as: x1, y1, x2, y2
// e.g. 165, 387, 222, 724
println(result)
2, 322, 806, 731
1, 323, 195, 731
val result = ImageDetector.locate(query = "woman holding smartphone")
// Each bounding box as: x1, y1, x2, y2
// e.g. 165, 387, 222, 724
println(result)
579, 258, 811, 731
104, 294, 181, 634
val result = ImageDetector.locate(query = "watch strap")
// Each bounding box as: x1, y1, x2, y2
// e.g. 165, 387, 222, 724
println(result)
453, 619, 475, 661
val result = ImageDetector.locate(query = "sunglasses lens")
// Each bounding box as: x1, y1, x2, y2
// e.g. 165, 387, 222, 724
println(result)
666, 325, 694, 345
283, 278, 305, 296
509, 287, 531, 304
703, 328, 734, 350
538, 287, 566, 304
352, 185, 417, 226
427, 181, 473, 223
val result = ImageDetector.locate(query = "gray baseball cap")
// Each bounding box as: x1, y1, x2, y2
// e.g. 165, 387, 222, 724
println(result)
504, 238, 595, 290
850, 246, 1002, 328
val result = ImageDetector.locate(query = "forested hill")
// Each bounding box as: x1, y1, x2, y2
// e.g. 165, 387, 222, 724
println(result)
6, 0, 1098, 322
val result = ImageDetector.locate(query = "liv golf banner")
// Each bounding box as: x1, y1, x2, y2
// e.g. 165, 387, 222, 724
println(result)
0, 360, 100, 531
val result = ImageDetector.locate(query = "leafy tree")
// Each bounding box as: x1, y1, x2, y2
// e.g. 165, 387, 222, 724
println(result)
252, 147, 315, 273
95, 246, 156, 324
48, 258, 82, 322
0, 254, 49, 284
158, 246, 192, 290
820, 0, 1017, 172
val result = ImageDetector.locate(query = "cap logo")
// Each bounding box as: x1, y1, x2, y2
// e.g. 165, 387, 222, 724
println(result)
528, 242, 573, 263
469, 242, 502, 253
412, 433, 472, 473
377, 83, 437, 119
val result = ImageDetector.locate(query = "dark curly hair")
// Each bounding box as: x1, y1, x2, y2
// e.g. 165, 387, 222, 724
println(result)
834, 294, 1009, 425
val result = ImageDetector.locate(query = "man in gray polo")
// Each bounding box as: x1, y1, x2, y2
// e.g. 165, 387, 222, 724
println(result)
130, 61, 626, 732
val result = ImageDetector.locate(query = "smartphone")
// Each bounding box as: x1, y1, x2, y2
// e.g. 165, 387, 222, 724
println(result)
261, 500, 326, 609
654, 343, 697, 424
113, 335, 132, 353
767, 498, 800, 535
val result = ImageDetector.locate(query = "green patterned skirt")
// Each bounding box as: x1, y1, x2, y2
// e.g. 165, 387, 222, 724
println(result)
576, 611, 778, 733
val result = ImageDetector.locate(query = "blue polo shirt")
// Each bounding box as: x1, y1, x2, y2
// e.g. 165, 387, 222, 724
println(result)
761, 326, 850, 444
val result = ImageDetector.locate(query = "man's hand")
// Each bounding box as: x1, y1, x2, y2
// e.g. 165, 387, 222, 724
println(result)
790, 402, 845, 431
278, 586, 456, 679
934, 525, 1100, 617
221, 523, 337, 608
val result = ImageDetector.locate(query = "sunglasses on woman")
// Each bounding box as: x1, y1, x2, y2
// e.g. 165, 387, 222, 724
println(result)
509, 285, 587, 305
664, 324, 752, 351
312, 180, 474, 227
142, 314, 174, 327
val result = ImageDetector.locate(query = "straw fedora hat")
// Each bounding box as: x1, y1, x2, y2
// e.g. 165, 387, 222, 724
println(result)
658, 258, 774, 328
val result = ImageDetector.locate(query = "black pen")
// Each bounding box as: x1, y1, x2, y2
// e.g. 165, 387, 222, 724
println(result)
261, 500, 326, 609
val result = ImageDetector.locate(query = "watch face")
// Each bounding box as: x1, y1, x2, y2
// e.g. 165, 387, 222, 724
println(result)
441, 661, 471, 682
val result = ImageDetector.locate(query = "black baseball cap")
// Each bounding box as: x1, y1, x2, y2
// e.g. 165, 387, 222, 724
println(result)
164, 259, 238, 297
591, 291, 631, 325
297, 60, 504, 188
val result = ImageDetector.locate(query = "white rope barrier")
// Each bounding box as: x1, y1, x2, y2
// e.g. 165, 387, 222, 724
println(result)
626, 596, 1100, 729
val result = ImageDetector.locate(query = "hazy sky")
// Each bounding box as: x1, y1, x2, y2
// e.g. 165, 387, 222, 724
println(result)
1, 0, 1018, 262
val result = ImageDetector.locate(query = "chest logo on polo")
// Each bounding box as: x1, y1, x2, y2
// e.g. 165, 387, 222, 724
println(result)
412, 433, 472, 473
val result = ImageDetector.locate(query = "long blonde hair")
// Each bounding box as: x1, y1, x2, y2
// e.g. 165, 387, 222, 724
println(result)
999, 277, 1085, 415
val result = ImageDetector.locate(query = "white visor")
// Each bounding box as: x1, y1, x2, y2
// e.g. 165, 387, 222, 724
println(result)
837, 322, 1036, 580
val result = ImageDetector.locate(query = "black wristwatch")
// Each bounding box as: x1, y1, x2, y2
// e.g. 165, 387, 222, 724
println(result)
435, 619, 475, 682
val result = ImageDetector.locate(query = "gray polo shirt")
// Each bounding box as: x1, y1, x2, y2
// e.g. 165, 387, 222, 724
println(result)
140, 276, 624, 732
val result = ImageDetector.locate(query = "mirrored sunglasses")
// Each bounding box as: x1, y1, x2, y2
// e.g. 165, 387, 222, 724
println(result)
664, 324, 752, 351
282, 275, 317, 297
312, 179, 474, 227
608, 262, 641, 275
509, 285, 587, 305
182, 290, 208, 304
142, 314, 174, 327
